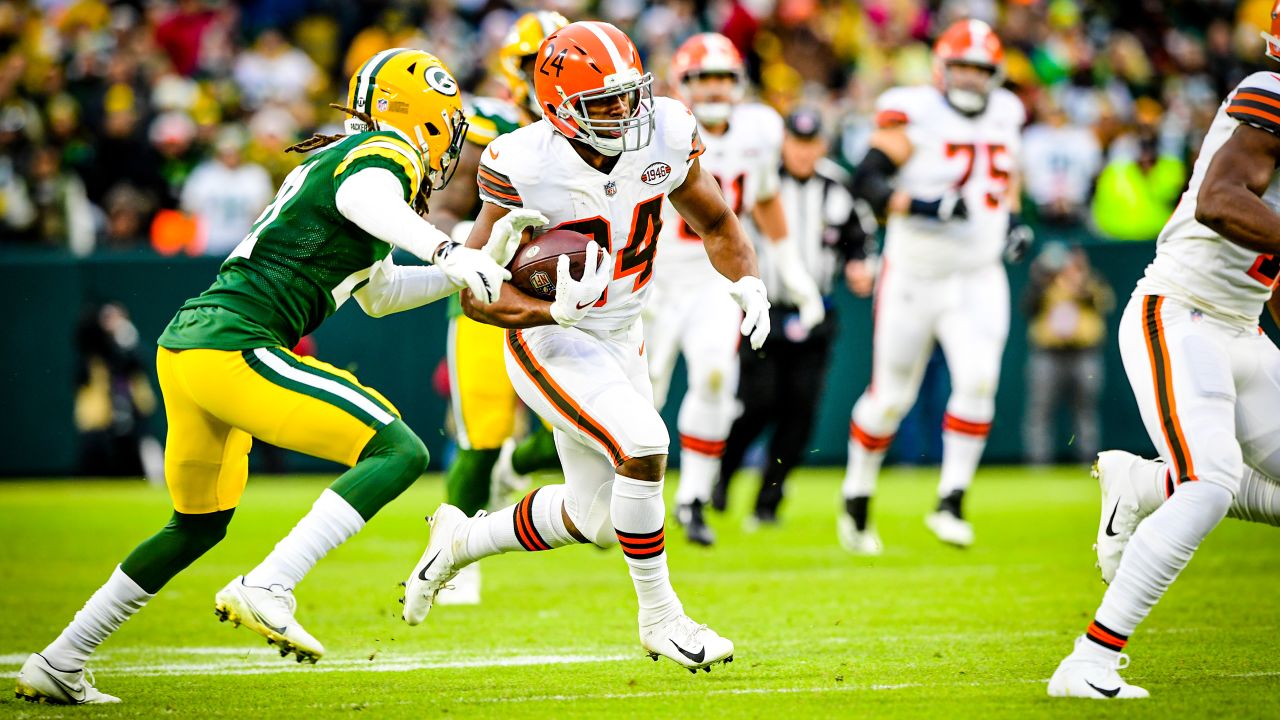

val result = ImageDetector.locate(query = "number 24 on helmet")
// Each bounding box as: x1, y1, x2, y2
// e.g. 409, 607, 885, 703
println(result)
533, 21, 656, 157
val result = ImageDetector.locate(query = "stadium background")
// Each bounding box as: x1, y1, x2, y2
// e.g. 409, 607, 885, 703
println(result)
1, 0, 1276, 476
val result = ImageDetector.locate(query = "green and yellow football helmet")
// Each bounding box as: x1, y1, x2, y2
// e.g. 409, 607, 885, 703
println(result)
346, 48, 469, 190
497, 11, 569, 118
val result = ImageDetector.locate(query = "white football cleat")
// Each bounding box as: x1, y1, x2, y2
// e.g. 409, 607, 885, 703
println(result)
434, 562, 481, 606
925, 510, 974, 547
490, 437, 531, 505
214, 576, 324, 663
402, 504, 470, 625
837, 514, 883, 556
1048, 637, 1149, 699
14, 653, 119, 705
1094, 450, 1149, 585
640, 614, 734, 673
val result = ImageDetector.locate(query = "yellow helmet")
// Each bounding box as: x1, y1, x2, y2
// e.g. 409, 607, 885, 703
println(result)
346, 48, 468, 190
497, 11, 569, 118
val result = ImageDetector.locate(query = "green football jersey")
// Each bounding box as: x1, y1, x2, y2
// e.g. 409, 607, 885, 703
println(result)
159, 130, 427, 350
447, 96, 523, 320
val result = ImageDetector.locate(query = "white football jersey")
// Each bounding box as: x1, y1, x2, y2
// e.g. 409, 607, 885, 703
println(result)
478, 96, 702, 332
656, 102, 784, 278
1135, 72, 1280, 326
878, 85, 1025, 276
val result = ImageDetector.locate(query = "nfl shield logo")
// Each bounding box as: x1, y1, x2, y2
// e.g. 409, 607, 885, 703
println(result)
604, 180, 618, 197
377, 98, 389, 112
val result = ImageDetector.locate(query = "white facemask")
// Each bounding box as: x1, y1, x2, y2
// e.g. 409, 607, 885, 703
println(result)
692, 102, 733, 126
945, 87, 987, 115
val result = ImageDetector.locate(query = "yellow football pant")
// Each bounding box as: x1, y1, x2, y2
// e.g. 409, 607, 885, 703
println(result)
448, 314, 518, 450
156, 346, 400, 514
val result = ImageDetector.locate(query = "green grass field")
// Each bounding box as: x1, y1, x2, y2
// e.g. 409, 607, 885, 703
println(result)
1, 466, 1278, 719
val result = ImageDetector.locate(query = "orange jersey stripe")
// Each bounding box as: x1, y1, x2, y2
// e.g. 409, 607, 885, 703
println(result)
1228, 103, 1280, 128
507, 330, 629, 465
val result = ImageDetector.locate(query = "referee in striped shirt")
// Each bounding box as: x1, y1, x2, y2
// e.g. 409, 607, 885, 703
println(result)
713, 107, 876, 525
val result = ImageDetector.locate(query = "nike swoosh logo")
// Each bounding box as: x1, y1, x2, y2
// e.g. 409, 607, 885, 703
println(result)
670, 639, 705, 664
1086, 680, 1121, 698
489, 146, 499, 160
418, 551, 441, 582
40, 664, 86, 703
575, 300, 595, 310
248, 606, 288, 635
1104, 503, 1120, 537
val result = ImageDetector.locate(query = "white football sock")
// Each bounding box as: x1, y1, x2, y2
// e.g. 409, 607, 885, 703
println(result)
612, 474, 683, 627
1091, 481, 1232, 649
43, 565, 153, 670
938, 429, 987, 497
1229, 465, 1280, 526
459, 484, 576, 563
842, 438, 887, 499
1128, 456, 1170, 515
244, 489, 365, 590
675, 450, 719, 505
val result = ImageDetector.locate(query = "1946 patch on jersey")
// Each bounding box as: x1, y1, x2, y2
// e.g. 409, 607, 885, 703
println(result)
641, 162, 671, 185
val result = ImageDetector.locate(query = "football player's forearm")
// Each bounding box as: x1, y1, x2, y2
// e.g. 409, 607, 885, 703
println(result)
1197, 124, 1280, 256
702, 211, 759, 281
357, 264, 462, 318
1197, 184, 1280, 255
460, 287, 554, 328
336, 168, 450, 261
752, 195, 787, 243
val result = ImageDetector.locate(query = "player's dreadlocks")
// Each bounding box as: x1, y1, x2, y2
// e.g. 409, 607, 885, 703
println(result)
286, 103, 433, 215
285, 104, 376, 154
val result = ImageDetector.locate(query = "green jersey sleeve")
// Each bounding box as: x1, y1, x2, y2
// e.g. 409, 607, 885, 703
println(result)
333, 131, 426, 204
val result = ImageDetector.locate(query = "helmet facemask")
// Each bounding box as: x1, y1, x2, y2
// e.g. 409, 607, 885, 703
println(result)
680, 70, 745, 126
553, 68, 656, 156
941, 61, 1000, 116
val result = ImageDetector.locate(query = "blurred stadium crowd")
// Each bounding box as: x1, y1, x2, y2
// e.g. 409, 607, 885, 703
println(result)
0, 0, 1274, 257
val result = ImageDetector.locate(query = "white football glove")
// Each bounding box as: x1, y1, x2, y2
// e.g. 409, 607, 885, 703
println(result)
485, 209, 548, 267
729, 276, 771, 350
549, 241, 613, 328
769, 238, 826, 330
433, 242, 511, 305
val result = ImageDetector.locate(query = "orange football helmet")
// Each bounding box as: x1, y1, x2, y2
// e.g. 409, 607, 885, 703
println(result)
1264, 0, 1280, 61
533, 21, 655, 156
933, 19, 1005, 115
669, 33, 745, 125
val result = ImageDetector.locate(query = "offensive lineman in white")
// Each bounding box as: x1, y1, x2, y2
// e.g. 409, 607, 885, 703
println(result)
646, 33, 825, 546
399, 21, 773, 672
1048, 5, 1280, 699
838, 19, 1032, 553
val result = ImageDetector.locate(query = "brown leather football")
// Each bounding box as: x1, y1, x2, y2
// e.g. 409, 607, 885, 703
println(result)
508, 228, 593, 300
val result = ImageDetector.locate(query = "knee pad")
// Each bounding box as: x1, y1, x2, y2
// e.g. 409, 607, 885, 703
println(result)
168, 508, 234, 557
568, 480, 616, 548
364, 420, 430, 486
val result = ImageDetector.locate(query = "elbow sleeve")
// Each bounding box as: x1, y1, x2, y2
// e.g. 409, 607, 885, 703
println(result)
850, 147, 899, 217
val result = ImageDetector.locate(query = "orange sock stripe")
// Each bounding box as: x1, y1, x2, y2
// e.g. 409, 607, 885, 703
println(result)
1086, 620, 1128, 650
850, 421, 894, 451
513, 488, 550, 552
680, 433, 726, 457
942, 413, 992, 437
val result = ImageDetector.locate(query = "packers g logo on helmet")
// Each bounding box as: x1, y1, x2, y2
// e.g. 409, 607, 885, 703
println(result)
347, 48, 469, 191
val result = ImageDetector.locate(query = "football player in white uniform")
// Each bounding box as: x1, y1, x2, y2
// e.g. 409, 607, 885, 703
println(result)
1048, 6, 1280, 699
646, 33, 825, 546
399, 21, 773, 672
838, 19, 1031, 553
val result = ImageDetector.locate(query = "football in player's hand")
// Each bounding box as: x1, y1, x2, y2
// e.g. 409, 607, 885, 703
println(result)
508, 229, 593, 299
